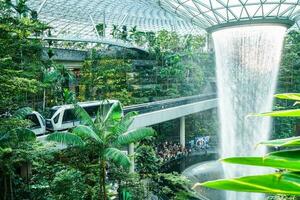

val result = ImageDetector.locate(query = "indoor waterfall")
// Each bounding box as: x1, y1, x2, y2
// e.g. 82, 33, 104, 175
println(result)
212, 25, 287, 200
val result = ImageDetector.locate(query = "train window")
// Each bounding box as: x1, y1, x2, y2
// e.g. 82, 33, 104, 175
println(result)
84, 105, 100, 117
53, 114, 60, 124
63, 109, 76, 123
46, 108, 58, 119
26, 114, 41, 129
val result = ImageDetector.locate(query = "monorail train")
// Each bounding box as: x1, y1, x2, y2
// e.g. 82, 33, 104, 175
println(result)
45, 100, 120, 132
25, 100, 120, 135
25, 111, 46, 136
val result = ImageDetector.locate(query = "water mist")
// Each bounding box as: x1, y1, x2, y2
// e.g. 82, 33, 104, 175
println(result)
212, 25, 286, 200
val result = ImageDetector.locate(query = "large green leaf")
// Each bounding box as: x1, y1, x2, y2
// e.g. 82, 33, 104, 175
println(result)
104, 147, 131, 168
74, 104, 95, 128
72, 125, 103, 144
259, 136, 300, 147
196, 172, 300, 195
47, 132, 85, 146
13, 107, 33, 119
43, 69, 60, 84
116, 127, 156, 145
15, 128, 36, 142
0, 132, 10, 143
115, 111, 137, 134
103, 101, 123, 124
275, 93, 300, 101
253, 109, 300, 117
222, 149, 300, 171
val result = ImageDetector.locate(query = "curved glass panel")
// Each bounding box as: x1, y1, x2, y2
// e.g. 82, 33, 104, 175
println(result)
161, 0, 300, 31
26, 0, 198, 41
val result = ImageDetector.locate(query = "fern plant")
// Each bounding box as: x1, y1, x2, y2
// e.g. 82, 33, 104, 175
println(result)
47, 101, 155, 200
195, 93, 300, 196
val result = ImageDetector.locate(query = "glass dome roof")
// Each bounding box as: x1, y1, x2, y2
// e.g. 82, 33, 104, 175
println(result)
26, 0, 199, 40
160, 0, 300, 31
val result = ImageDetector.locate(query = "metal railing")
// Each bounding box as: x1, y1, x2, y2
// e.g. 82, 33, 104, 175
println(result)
124, 93, 217, 115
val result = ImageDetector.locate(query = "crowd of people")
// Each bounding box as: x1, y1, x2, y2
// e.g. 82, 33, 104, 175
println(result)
192, 136, 211, 151
156, 136, 211, 163
156, 142, 191, 163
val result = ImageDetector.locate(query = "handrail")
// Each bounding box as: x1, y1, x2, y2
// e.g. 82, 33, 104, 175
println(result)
124, 93, 217, 114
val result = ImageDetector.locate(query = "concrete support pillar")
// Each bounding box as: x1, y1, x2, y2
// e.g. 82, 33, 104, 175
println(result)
129, 143, 135, 173
180, 116, 185, 148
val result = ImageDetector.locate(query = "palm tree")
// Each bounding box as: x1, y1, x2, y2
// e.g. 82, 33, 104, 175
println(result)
111, 25, 120, 39
47, 101, 155, 200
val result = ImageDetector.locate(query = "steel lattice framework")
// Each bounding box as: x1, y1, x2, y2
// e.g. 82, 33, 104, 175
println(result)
25, 0, 300, 48
26, 0, 197, 40
160, 0, 300, 32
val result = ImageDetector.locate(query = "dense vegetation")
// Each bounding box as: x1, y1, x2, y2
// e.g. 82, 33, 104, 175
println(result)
1, 0, 300, 199
78, 30, 214, 105
273, 29, 300, 139
0, 1, 216, 200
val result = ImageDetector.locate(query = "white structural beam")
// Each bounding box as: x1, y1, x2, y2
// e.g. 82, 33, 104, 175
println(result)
128, 99, 218, 131
37, 0, 49, 14
29, 36, 148, 52
129, 143, 135, 173
89, 14, 101, 39
180, 116, 185, 148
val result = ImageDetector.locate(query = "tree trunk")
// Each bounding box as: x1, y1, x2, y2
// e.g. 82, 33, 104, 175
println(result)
43, 89, 46, 111
99, 160, 107, 200
9, 175, 13, 200
4, 176, 7, 200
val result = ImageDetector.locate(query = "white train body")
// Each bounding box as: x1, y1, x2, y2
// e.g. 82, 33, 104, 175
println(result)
26, 111, 46, 136
45, 100, 120, 132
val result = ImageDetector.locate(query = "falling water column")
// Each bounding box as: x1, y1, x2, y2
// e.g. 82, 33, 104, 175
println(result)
212, 25, 286, 200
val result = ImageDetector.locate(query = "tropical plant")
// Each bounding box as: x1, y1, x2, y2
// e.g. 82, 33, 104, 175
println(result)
0, 0, 48, 113
80, 53, 133, 105
121, 25, 128, 41
0, 107, 37, 200
51, 169, 86, 200
42, 63, 74, 107
111, 25, 121, 39
273, 30, 300, 140
195, 93, 300, 196
96, 23, 105, 37
135, 143, 160, 177
152, 172, 197, 200
46, 101, 156, 200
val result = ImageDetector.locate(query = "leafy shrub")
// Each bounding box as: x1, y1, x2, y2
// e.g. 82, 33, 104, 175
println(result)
51, 169, 86, 200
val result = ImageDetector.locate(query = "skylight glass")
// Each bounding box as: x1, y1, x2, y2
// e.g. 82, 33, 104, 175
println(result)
26, 0, 198, 42
161, 0, 300, 30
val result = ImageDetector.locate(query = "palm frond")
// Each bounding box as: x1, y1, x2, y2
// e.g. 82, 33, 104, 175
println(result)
43, 69, 59, 83
116, 127, 156, 145
0, 133, 10, 143
103, 101, 123, 125
115, 111, 137, 135
15, 128, 36, 142
13, 107, 33, 119
63, 89, 76, 104
47, 132, 85, 146
104, 147, 131, 168
74, 104, 95, 129
72, 125, 103, 144
106, 111, 137, 143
